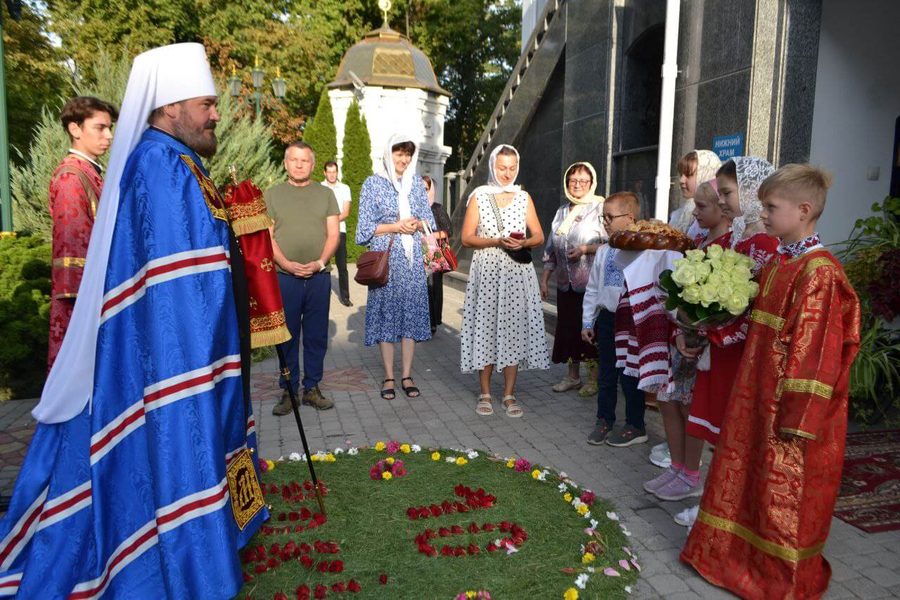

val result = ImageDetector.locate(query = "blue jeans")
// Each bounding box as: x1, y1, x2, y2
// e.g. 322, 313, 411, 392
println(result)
277, 272, 330, 393
595, 310, 645, 430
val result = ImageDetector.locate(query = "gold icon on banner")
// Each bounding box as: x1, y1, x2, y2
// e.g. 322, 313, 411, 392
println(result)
227, 449, 265, 530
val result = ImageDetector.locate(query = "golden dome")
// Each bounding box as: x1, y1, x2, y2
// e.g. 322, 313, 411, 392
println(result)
328, 26, 449, 96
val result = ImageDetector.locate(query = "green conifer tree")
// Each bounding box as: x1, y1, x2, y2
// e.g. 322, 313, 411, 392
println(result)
341, 100, 373, 262
302, 91, 338, 183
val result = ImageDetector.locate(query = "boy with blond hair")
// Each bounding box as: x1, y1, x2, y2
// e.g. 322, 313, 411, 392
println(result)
681, 164, 861, 599
581, 192, 646, 446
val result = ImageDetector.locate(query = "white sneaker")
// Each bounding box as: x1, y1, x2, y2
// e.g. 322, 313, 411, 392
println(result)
649, 446, 671, 468
652, 441, 668, 454
675, 505, 700, 527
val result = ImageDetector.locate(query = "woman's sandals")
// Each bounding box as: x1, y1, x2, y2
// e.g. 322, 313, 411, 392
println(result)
401, 377, 420, 398
475, 394, 494, 416
502, 395, 523, 418
381, 378, 396, 400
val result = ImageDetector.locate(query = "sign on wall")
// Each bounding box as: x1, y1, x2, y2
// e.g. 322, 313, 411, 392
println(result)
712, 134, 744, 161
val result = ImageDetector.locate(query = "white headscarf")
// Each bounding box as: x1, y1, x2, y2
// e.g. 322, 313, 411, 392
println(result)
33, 43, 218, 424
378, 132, 420, 263
729, 156, 776, 248
671, 149, 722, 232
469, 144, 521, 203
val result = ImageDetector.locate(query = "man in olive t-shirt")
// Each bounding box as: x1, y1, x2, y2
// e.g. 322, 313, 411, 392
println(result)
266, 140, 340, 414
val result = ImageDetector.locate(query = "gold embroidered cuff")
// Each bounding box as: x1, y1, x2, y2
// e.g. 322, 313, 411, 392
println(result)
52, 257, 86, 268
54, 292, 78, 300
783, 378, 833, 399
779, 427, 817, 440
696, 510, 824, 562
750, 309, 785, 330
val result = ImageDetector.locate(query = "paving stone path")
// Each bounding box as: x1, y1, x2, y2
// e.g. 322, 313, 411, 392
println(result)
2, 268, 898, 598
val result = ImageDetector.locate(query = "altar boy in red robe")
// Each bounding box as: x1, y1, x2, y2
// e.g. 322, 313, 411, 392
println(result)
47, 96, 117, 368
681, 164, 861, 599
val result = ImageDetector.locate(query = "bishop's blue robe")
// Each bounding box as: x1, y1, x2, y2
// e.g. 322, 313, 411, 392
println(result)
0, 128, 266, 598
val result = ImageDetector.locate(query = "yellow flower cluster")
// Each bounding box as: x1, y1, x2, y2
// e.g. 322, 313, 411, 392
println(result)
401, 444, 411, 454
264, 460, 275, 471
506, 459, 515, 468
374, 441, 386, 451
382, 472, 392, 480
309, 453, 336, 463
670, 245, 759, 315
581, 552, 595, 564
456, 457, 468, 466
563, 492, 573, 503
386, 457, 395, 465
432, 452, 441, 461
564, 588, 579, 600
531, 469, 542, 480
576, 504, 589, 516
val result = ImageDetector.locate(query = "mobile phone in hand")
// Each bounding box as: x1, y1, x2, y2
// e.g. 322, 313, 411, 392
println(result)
510, 231, 525, 240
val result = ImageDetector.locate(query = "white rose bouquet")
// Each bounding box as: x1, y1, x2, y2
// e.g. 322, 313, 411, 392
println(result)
658, 246, 760, 372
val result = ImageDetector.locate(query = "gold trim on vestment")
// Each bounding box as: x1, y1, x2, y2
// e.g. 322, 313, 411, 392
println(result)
801, 257, 835, 279
249, 310, 291, 349
55, 293, 78, 299
783, 378, 833, 399
52, 257, 86, 268
180, 154, 229, 223
226, 449, 265, 530
751, 309, 785, 330
780, 427, 818, 440
696, 510, 824, 562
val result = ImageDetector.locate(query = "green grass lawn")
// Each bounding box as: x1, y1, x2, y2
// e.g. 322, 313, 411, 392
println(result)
239, 445, 641, 599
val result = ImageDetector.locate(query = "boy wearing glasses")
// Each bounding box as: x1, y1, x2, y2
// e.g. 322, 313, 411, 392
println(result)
581, 192, 644, 445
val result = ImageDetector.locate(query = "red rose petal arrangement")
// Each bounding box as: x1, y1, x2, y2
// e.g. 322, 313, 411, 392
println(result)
369, 457, 407, 481
413, 521, 528, 557
406, 485, 496, 520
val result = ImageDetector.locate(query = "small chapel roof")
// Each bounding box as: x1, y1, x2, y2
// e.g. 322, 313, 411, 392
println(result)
327, 25, 450, 97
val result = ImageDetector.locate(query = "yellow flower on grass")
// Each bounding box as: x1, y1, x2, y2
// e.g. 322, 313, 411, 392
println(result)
456, 457, 468, 466
466, 592, 477, 599
325, 453, 336, 462
564, 588, 579, 600
582, 552, 595, 564
563, 492, 573, 502
577, 504, 589, 515
375, 441, 386, 451
400, 444, 411, 454
431, 452, 441, 461
310, 455, 320, 462
386, 457, 395, 465
382, 471, 392, 480
506, 459, 515, 468
531, 469, 541, 480
265, 460, 275, 471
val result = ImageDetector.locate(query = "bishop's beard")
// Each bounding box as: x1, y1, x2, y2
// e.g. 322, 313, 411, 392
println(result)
174, 118, 218, 158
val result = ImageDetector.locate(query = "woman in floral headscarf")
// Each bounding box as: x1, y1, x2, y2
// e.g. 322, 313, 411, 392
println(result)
540, 162, 606, 395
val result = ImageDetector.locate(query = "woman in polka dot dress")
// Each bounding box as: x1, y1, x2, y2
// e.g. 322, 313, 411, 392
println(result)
460, 145, 550, 418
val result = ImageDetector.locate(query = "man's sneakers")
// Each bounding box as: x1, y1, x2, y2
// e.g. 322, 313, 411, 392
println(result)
552, 376, 582, 393
605, 426, 648, 447
272, 387, 334, 416
586, 422, 612, 445
303, 386, 334, 410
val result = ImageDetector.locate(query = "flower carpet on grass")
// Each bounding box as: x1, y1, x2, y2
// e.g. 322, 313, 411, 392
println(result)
239, 443, 640, 599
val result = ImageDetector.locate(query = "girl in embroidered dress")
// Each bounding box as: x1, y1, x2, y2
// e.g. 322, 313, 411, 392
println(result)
460, 145, 550, 418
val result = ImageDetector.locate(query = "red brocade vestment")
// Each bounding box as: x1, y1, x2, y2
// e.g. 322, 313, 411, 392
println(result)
682, 248, 861, 599
47, 155, 103, 369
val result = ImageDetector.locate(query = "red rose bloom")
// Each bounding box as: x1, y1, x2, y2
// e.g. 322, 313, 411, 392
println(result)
429, 504, 442, 517
482, 523, 496, 532
486, 542, 498, 553
306, 520, 319, 530
277, 513, 286, 522
254, 564, 267, 574
242, 572, 253, 583
267, 557, 280, 569
294, 525, 304, 533
467, 544, 480, 555
295, 585, 310, 597
467, 523, 480, 533
304, 481, 313, 491
329, 560, 344, 573
300, 542, 312, 554
317, 561, 329, 573
454, 484, 466, 497
300, 555, 314, 569
332, 582, 346, 593
499, 521, 512, 532
288, 512, 300, 522
315, 585, 328, 599
424, 529, 436, 539
274, 593, 289, 600
438, 527, 451, 537
407, 507, 419, 520
378, 574, 388, 585
454, 547, 467, 557
451, 525, 464, 534
348, 579, 361, 593
440, 546, 453, 556
313, 513, 327, 525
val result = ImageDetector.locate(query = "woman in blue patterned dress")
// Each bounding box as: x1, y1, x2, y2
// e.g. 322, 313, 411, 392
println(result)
356, 133, 435, 400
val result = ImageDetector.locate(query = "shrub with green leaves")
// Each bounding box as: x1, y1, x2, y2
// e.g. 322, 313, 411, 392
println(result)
341, 100, 373, 263
0, 234, 52, 400
302, 91, 338, 183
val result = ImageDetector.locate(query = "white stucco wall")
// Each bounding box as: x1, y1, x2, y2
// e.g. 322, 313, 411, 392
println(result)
809, 0, 900, 246
521, 0, 549, 53
329, 87, 452, 205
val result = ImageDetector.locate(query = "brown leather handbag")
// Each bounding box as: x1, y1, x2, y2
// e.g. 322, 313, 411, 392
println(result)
354, 235, 395, 287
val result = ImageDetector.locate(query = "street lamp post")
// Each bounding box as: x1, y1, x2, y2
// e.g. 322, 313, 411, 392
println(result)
229, 56, 287, 119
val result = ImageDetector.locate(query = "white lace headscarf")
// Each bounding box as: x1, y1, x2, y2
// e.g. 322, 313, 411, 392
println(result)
729, 156, 775, 248
378, 132, 419, 263
671, 149, 722, 232
468, 144, 521, 203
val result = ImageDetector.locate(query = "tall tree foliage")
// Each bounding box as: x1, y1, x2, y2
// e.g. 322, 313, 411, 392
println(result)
11, 51, 280, 237
302, 91, 337, 183
2, 1, 68, 160
341, 100, 372, 262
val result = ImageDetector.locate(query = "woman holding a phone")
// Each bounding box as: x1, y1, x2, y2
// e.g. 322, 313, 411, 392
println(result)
540, 162, 606, 397
459, 144, 550, 418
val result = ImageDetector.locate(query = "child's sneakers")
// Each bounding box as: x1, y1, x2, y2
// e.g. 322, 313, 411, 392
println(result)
674, 505, 700, 527
643, 468, 678, 494
654, 470, 703, 501
606, 426, 648, 447
649, 444, 672, 468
